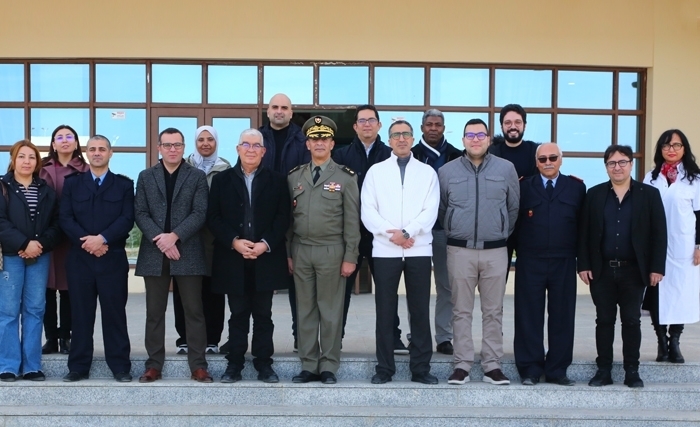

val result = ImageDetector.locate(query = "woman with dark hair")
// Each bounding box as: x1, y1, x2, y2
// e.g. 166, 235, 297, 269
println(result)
643, 129, 700, 363
39, 125, 89, 355
0, 140, 61, 381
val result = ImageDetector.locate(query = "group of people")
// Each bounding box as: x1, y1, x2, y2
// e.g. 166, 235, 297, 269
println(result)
0, 95, 696, 390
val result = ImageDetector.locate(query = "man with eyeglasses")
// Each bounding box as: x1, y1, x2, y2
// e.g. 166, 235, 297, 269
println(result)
438, 118, 519, 386
134, 127, 213, 383
578, 144, 667, 388
513, 143, 585, 386
362, 120, 440, 385
207, 129, 290, 384
411, 109, 462, 356
287, 116, 360, 384
332, 105, 408, 354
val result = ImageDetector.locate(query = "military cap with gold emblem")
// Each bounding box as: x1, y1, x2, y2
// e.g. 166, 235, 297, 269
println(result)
302, 115, 337, 139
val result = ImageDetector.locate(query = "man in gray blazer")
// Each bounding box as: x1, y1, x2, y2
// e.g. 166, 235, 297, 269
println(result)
134, 127, 213, 383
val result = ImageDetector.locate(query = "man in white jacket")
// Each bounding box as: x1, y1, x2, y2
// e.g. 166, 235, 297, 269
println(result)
361, 120, 440, 385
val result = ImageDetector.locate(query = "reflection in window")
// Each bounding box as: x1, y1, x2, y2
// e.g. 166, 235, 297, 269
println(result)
491, 113, 551, 143
208, 65, 258, 104
96, 109, 146, 147
0, 64, 24, 102
619, 72, 640, 110
558, 71, 612, 109
30, 109, 90, 146
617, 115, 639, 150
374, 67, 424, 106
0, 109, 24, 145
210, 117, 253, 165
96, 64, 146, 103
30, 64, 89, 102
561, 157, 613, 187
152, 64, 202, 103
556, 114, 612, 152
495, 69, 552, 108
263, 66, 313, 105
430, 68, 489, 107
442, 112, 488, 143
319, 66, 368, 105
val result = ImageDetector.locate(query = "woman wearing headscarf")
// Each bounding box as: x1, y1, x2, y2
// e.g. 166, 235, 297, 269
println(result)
643, 129, 700, 363
171, 126, 231, 354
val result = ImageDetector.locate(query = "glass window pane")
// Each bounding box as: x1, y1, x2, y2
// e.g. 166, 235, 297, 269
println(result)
492, 113, 551, 143
152, 64, 202, 103
618, 115, 639, 150
558, 71, 613, 109
442, 112, 488, 144
96, 109, 146, 147
0, 151, 10, 172
209, 117, 253, 165
556, 114, 612, 152
30, 64, 89, 102
0, 109, 24, 145
263, 66, 313, 105
430, 68, 489, 107
0, 64, 24, 102
374, 67, 424, 106
30, 108, 90, 146
157, 117, 198, 148
561, 158, 611, 188
619, 72, 641, 110
96, 64, 146, 103
378, 111, 424, 146
319, 66, 368, 105
208, 65, 258, 104
109, 152, 145, 182
495, 69, 552, 108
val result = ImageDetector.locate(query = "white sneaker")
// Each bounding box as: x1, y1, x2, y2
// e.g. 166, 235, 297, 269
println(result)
206, 345, 219, 354
176, 344, 188, 355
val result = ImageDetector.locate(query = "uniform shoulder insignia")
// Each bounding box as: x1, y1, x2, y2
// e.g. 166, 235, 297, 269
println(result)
116, 173, 134, 182
288, 165, 302, 175
568, 174, 584, 182
340, 166, 355, 176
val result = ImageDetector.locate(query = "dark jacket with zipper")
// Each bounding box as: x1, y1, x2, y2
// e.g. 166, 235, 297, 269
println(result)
259, 122, 310, 175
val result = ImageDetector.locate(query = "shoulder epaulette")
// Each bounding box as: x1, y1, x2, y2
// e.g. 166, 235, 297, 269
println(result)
115, 173, 134, 182
568, 174, 584, 182
288, 165, 302, 175
340, 166, 355, 176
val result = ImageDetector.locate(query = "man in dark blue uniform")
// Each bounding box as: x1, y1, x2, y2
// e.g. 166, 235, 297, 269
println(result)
59, 135, 135, 382
514, 143, 585, 386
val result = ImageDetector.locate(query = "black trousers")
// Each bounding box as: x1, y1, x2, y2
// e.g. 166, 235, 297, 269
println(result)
173, 275, 225, 347
374, 257, 432, 376
589, 264, 645, 369
514, 256, 576, 380
226, 261, 274, 372
504, 239, 516, 283
67, 255, 131, 375
44, 289, 71, 340
287, 274, 297, 340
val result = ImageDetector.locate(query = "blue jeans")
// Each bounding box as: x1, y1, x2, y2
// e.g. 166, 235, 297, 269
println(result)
0, 254, 50, 375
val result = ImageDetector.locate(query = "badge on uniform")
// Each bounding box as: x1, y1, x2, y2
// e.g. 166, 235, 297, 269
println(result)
294, 183, 302, 191
528, 209, 533, 217
323, 182, 341, 192
293, 198, 297, 209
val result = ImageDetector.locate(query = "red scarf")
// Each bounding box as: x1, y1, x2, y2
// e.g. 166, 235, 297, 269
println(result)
661, 161, 681, 184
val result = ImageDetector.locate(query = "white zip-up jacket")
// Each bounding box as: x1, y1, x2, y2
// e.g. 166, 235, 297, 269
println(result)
361, 152, 439, 258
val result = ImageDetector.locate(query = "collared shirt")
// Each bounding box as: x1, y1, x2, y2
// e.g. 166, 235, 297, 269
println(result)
91, 170, 108, 186
311, 158, 331, 173
363, 140, 375, 158
241, 166, 257, 204
540, 173, 560, 188
602, 182, 635, 261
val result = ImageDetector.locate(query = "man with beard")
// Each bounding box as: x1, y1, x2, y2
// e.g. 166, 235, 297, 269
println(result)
488, 104, 539, 280
411, 109, 462, 355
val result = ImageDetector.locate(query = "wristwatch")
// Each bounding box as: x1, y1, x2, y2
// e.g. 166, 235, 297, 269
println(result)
402, 229, 410, 239
695, 244, 700, 250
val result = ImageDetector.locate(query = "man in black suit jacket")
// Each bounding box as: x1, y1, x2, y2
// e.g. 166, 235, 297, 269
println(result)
59, 135, 135, 383
577, 145, 667, 388
207, 129, 290, 384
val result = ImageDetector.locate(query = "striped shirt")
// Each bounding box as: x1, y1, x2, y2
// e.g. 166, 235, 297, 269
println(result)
19, 182, 39, 218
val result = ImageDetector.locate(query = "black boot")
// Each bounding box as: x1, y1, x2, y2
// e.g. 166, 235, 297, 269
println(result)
59, 338, 71, 355
41, 339, 58, 355
668, 325, 685, 363
654, 325, 669, 362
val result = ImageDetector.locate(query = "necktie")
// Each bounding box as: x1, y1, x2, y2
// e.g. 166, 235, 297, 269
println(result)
95, 177, 101, 189
312, 166, 321, 184
546, 179, 553, 198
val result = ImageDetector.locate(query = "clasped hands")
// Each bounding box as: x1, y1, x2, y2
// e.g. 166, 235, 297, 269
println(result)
387, 229, 415, 249
153, 232, 179, 260
233, 238, 267, 259
80, 234, 109, 257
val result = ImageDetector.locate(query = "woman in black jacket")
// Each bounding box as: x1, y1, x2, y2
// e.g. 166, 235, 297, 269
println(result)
0, 140, 61, 382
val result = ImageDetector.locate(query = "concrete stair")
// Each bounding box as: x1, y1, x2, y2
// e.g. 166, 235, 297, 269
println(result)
1, 355, 699, 425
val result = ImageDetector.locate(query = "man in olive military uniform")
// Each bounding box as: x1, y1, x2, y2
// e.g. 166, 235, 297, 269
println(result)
287, 115, 360, 384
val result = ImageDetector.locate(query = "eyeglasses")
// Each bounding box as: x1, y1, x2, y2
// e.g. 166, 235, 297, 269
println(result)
537, 155, 559, 164
389, 131, 413, 140
55, 135, 75, 142
239, 142, 264, 151
159, 142, 184, 150
357, 118, 378, 125
661, 143, 683, 152
464, 132, 488, 141
503, 120, 524, 127
605, 159, 631, 169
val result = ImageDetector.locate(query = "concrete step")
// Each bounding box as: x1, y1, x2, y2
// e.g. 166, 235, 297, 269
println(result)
39, 353, 700, 383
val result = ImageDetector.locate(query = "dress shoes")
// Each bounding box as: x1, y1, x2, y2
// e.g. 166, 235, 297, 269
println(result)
588, 369, 613, 387
411, 372, 439, 385
191, 368, 213, 383
41, 340, 58, 355
521, 377, 539, 386
545, 376, 575, 386
320, 371, 337, 384
114, 372, 132, 382
59, 338, 71, 355
221, 367, 242, 383
257, 367, 279, 383
63, 372, 89, 382
436, 341, 454, 355
371, 373, 392, 384
138, 368, 162, 383
292, 370, 321, 383
23, 371, 46, 381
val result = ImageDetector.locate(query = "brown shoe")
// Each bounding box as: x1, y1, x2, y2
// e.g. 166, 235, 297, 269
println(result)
138, 368, 162, 383
191, 368, 213, 383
